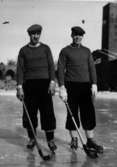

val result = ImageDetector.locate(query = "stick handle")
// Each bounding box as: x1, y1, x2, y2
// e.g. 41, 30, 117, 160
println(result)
22, 100, 38, 146
65, 101, 85, 145
22, 100, 51, 160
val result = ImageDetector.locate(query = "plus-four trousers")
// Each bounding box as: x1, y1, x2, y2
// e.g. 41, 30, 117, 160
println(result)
65, 82, 96, 131
22, 79, 56, 131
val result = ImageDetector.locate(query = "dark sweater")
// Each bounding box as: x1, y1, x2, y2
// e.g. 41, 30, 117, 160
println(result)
57, 44, 97, 86
16, 43, 55, 85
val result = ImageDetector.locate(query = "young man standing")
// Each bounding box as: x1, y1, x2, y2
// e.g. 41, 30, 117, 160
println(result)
57, 26, 103, 153
16, 24, 57, 153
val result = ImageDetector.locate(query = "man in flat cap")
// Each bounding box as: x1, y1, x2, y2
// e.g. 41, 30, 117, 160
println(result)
57, 26, 103, 153
16, 24, 57, 153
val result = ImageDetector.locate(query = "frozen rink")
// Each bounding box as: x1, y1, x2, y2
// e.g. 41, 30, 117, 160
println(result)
0, 91, 117, 167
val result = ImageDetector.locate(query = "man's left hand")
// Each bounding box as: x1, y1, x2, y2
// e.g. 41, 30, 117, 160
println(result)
91, 84, 97, 98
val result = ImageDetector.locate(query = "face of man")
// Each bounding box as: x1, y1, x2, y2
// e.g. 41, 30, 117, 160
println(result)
30, 32, 41, 45
72, 34, 83, 45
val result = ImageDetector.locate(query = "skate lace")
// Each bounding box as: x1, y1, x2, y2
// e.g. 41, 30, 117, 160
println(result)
48, 140, 56, 148
71, 137, 78, 147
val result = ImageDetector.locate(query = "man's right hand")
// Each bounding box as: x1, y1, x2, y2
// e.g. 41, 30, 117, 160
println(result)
59, 85, 68, 102
16, 86, 24, 101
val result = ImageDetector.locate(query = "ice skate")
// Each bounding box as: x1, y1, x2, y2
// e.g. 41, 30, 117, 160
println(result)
27, 138, 36, 149
86, 138, 103, 154
70, 137, 78, 150
48, 140, 57, 153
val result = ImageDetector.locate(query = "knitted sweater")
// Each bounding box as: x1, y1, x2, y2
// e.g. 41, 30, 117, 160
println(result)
16, 43, 55, 85
57, 44, 97, 86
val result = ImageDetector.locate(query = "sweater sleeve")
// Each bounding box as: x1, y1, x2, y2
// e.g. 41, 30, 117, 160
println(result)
16, 48, 24, 85
57, 49, 66, 86
88, 51, 97, 84
46, 46, 55, 81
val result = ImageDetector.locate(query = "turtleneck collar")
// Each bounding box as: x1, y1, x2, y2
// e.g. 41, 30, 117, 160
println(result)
70, 43, 81, 48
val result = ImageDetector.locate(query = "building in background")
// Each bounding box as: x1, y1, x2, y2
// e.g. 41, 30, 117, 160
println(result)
102, 3, 117, 57
93, 2, 117, 91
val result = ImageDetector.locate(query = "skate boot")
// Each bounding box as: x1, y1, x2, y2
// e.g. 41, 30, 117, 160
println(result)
48, 140, 57, 153
70, 137, 78, 150
86, 138, 103, 154
27, 138, 36, 149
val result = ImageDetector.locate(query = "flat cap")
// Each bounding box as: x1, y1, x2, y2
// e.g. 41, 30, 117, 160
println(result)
71, 26, 85, 36
27, 24, 42, 34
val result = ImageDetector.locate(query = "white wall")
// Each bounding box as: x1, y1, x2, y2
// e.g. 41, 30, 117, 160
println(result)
0, 0, 114, 63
